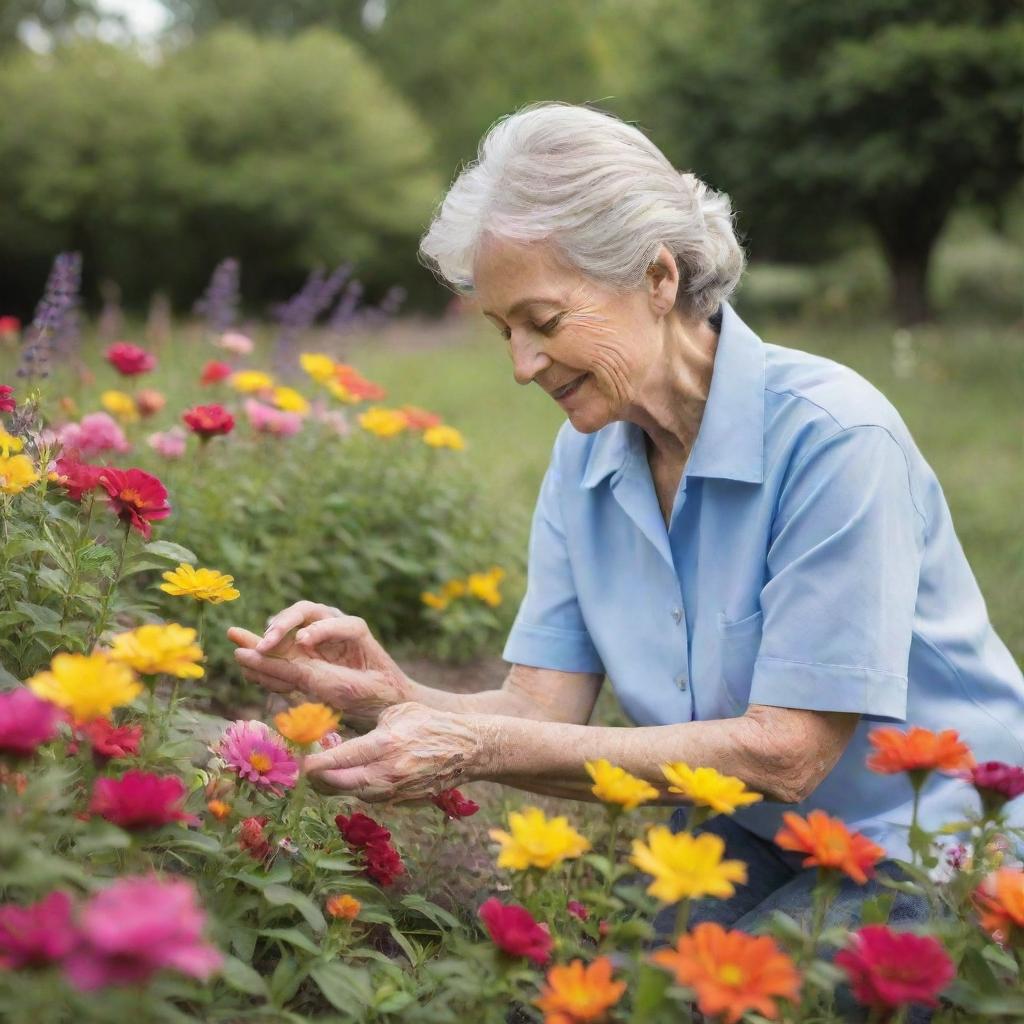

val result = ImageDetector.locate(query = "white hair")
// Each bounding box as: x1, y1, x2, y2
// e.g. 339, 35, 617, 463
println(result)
419, 102, 745, 320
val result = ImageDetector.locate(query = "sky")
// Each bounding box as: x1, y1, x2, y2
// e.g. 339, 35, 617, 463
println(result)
95, 0, 170, 37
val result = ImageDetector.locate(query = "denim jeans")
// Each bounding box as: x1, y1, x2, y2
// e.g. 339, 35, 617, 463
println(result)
650, 811, 936, 1024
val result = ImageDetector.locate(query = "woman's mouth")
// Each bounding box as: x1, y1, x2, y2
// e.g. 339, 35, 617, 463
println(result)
552, 373, 589, 403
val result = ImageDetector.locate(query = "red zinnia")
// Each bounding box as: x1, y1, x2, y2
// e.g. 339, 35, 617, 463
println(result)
182, 403, 234, 439
0, 317, 20, 339
106, 342, 156, 376
239, 815, 272, 862
432, 787, 480, 819
0, 688, 61, 758
363, 838, 404, 886
88, 770, 195, 829
98, 467, 170, 539
567, 899, 589, 922
78, 718, 142, 760
52, 455, 104, 502
200, 360, 233, 385
962, 761, 1024, 815
478, 898, 552, 965
0, 385, 14, 413
336, 811, 391, 848
835, 926, 954, 1011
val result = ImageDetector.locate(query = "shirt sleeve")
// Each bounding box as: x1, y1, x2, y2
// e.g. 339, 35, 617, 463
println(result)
750, 424, 926, 722
502, 448, 605, 674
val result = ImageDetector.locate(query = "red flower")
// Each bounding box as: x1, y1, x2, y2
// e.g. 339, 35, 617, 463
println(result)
963, 761, 1024, 815
336, 811, 391, 847
239, 815, 272, 862
363, 838, 404, 886
0, 385, 14, 413
200, 360, 233, 385
52, 456, 104, 502
432, 787, 480, 819
567, 899, 589, 922
106, 342, 156, 376
835, 926, 954, 1012
0, 891, 75, 969
478, 898, 552, 965
88, 770, 195, 830
0, 689, 61, 758
78, 718, 142, 760
0, 317, 21, 339
183, 403, 235, 439
97, 467, 170, 539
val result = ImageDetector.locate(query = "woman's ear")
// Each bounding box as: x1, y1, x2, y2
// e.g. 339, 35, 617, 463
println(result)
646, 245, 681, 317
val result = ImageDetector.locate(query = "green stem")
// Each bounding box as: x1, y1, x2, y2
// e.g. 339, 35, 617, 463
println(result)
674, 897, 691, 938
603, 809, 621, 898
89, 521, 131, 649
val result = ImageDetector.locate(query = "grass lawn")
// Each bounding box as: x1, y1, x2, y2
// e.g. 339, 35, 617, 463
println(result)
352, 313, 1024, 666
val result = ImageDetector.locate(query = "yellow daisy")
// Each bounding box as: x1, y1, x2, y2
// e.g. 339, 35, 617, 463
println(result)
274, 702, 341, 746
159, 563, 240, 604
489, 806, 590, 871
108, 623, 205, 678
585, 759, 659, 811
630, 826, 747, 904
27, 652, 142, 723
660, 763, 763, 816
423, 425, 466, 450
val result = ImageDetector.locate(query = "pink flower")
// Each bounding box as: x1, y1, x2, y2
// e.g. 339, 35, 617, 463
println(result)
201, 360, 233, 385
320, 731, 344, 750
51, 455, 104, 501
98, 466, 171, 540
148, 426, 188, 460
0, 688, 61, 758
567, 899, 590, 922
89, 770, 196, 829
78, 718, 142, 760
217, 331, 254, 355
0, 317, 20, 340
0, 385, 14, 413
244, 399, 302, 437
63, 877, 222, 990
963, 761, 1024, 814
478, 898, 552, 965
238, 815, 272, 862
218, 720, 298, 794
0, 891, 75, 969
310, 400, 351, 437
106, 342, 157, 376
57, 413, 130, 458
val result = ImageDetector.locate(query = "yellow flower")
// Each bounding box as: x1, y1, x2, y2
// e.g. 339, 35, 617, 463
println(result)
421, 591, 449, 611
0, 430, 24, 455
660, 763, 763, 816
466, 567, 505, 607
585, 759, 659, 811
300, 352, 336, 384
159, 563, 240, 604
441, 579, 467, 600
274, 702, 341, 745
423, 425, 466, 450
325, 379, 356, 404
27, 652, 142, 723
489, 806, 590, 871
358, 407, 407, 438
630, 826, 747, 903
100, 389, 139, 423
230, 370, 275, 393
0, 453, 39, 495
108, 623, 205, 678
273, 386, 310, 415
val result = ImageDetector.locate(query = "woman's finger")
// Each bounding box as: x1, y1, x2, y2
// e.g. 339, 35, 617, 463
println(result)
234, 648, 310, 689
304, 731, 385, 774
313, 765, 378, 793
294, 615, 371, 651
257, 602, 337, 653
226, 626, 262, 650
235, 663, 295, 694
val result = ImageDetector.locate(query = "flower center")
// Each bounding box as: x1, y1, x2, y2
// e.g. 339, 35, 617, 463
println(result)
119, 487, 143, 507
248, 751, 273, 773
719, 963, 744, 987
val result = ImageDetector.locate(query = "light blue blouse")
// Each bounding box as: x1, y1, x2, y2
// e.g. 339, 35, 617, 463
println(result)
503, 302, 1024, 860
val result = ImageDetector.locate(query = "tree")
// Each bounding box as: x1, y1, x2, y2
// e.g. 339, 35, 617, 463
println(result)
644, 0, 1024, 323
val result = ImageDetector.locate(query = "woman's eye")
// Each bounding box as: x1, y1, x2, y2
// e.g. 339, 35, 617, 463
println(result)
538, 315, 562, 334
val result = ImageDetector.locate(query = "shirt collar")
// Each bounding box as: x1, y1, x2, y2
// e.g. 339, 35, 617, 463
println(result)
581, 301, 765, 489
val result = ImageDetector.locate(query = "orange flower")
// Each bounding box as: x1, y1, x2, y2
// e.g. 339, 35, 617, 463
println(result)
866, 726, 974, 778
326, 893, 361, 921
274, 702, 341, 746
534, 957, 626, 1023
974, 868, 1024, 943
206, 799, 231, 820
774, 810, 884, 884
652, 922, 801, 1024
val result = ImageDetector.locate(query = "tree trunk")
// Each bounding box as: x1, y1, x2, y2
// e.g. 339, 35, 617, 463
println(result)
886, 249, 933, 327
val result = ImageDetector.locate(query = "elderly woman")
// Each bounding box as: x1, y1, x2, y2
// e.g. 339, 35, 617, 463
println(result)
228, 104, 1024, 943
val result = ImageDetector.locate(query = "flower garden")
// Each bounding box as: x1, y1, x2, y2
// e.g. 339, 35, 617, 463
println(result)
0, 254, 1023, 1023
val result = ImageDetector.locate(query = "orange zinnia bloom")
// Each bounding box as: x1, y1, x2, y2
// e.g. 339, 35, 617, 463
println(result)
774, 810, 885, 884
866, 726, 974, 777
974, 868, 1024, 942
326, 893, 362, 921
534, 957, 626, 1023
652, 922, 801, 1023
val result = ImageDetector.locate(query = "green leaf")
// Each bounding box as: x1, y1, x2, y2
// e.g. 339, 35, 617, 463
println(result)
629, 961, 671, 1022
14, 601, 62, 628
312, 855, 362, 873
310, 962, 374, 1011
269, 954, 309, 1005
230, 862, 293, 890
259, 927, 321, 956
221, 954, 268, 998
375, 990, 414, 1013
262, 884, 327, 932
141, 540, 198, 564
230, 927, 257, 963
399, 893, 461, 931
859, 892, 894, 926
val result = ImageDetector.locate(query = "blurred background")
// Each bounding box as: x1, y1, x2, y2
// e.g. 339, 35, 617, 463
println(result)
1, 0, 1022, 665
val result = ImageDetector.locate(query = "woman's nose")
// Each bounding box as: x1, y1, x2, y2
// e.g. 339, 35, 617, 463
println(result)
508, 332, 552, 386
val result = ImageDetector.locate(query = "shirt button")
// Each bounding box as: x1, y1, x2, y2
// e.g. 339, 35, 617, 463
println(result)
671, 607, 683, 624
675, 674, 688, 691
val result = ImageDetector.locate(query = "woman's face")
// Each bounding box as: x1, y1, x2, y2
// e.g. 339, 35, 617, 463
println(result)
473, 236, 672, 434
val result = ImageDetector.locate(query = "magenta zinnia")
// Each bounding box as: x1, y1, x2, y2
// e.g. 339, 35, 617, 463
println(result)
89, 770, 195, 830
0, 891, 75, 969
63, 877, 222, 991
97, 466, 171, 539
0, 688, 61, 758
218, 720, 298, 793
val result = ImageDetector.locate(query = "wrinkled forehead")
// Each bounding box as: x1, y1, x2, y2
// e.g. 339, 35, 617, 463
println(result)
472, 234, 585, 317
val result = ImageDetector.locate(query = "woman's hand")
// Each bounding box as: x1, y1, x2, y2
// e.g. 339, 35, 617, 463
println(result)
226, 603, 415, 727
301, 702, 487, 803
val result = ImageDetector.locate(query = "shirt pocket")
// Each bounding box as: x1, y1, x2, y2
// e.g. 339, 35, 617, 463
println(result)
716, 610, 764, 712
